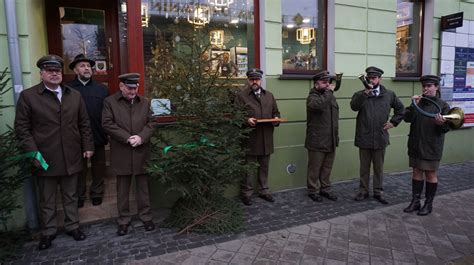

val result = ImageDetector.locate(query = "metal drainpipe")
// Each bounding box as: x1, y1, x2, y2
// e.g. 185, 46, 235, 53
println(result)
5, 0, 39, 232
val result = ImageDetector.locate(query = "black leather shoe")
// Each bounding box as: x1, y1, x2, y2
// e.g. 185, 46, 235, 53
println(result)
354, 193, 369, 201
117, 224, 129, 236
78, 199, 85, 208
91, 197, 102, 206
320, 191, 338, 201
308, 193, 322, 202
66, 228, 86, 241
242, 196, 252, 206
38, 235, 56, 250
143, 221, 155, 231
258, 193, 275, 203
374, 194, 389, 204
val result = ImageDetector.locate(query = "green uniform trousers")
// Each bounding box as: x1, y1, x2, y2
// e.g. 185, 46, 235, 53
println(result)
241, 155, 270, 198
307, 150, 335, 194
116, 174, 153, 225
358, 148, 386, 195
37, 173, 80, 236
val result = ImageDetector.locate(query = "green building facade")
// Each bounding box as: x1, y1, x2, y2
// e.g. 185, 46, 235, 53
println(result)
1, 0, 473, 229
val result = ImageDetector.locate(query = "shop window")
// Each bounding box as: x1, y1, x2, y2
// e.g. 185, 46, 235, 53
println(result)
396, 0, 423, 77
141, 0, 256, 96
281, 0, 326, 75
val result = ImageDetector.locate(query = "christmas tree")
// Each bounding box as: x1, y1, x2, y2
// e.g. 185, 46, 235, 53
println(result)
146, 26, 253, 234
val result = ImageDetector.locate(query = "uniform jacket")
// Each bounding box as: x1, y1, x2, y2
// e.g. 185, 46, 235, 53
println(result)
404, 96, 450, 161
102, 92, 157, 175
350, 85, 404, 149
14, 83, 94, 176
66, 77, 109, 146
234, 86, 280, 156
305, 88, 339, 152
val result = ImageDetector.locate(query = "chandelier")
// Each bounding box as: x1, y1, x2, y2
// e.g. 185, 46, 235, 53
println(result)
296, 27, 315, 44
187, 4, 211, 27
210, 30, 224, 48
141, 3, 150, 27
209, 0, 234, 9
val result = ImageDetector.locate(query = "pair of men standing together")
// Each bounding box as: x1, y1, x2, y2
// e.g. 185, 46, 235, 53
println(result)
15, 54, 155, 250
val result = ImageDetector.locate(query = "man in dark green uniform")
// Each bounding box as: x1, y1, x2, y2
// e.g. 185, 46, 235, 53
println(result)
350, 66, 404, 204
305, 70, 339, 202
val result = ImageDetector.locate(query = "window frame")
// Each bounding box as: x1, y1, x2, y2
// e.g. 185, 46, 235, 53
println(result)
280, 0, 328, 77
395, 0, 425, 78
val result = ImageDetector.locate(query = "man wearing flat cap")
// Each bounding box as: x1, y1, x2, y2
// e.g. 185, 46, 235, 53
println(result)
350, 66, 404, 204
66, 54, 109, 208
305, 70, 339, 202
234, 68, 281, 206
102, 73, 157, 236
402, 74, 450, 216
15, 54, 94, 250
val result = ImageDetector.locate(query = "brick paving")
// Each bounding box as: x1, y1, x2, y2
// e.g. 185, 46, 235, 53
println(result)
6, 161, 474, 265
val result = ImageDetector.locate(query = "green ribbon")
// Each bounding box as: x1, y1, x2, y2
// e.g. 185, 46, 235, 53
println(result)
10, 151, 49, 170
163, 136, 215, 154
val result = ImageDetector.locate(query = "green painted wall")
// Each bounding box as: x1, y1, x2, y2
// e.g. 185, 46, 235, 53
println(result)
0, 0, 49, 230
262, 0, 474, 193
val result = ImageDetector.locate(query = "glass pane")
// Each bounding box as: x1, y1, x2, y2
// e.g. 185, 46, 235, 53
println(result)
396, 0, 422, 75
282, 0, 325, 73
60, 7, 107, 75
141, 0, 255, 97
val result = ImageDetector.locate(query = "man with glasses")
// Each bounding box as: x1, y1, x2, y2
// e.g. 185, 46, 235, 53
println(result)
102, 73, 157, 236
15, 55, 94, 250
350, 66, 404, 204
305, 70, 339, 202
67, 54, 109, 208
234, 68, 281, 206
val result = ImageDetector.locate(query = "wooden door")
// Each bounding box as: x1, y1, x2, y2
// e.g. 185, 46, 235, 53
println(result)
45, 0, 121, 92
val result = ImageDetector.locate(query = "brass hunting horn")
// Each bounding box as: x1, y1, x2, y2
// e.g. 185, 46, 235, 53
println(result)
358, 74, 373, 90
332, 72, 343, 91
411, 97, 465, 129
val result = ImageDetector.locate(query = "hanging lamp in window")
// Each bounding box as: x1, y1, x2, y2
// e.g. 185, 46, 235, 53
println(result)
209, 0, 234, 9
296, 27, 315, 44
210, 30, 224, 48
141, 2, 150, 27
188, 3, 211, 27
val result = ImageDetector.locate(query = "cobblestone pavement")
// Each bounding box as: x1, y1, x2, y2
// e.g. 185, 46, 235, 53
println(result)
133, 188, 474, 265
7, 161, 474, 265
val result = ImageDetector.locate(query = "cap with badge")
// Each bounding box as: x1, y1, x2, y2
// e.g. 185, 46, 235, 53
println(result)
312, 70, 332, 81
119, 73, 140, 88
69, 54, 96, 70
420, 75, 440, 85
365, 66, 384, 77
246, 68, 263, 80
36, 54, 64, 69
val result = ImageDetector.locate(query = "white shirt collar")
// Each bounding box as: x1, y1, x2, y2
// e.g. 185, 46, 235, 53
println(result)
44, 84, 62, 102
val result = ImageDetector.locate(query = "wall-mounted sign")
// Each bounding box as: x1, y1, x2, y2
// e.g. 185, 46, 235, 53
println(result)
441, 12, 463, 31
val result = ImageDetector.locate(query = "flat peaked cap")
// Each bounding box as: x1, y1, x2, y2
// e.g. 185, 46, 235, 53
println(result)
119, 73, 140, 87
312, 70, 331, 81
36, 54, 64, 69
69, 54, 96, 70
246, 68, 263, 79
420, 75, 441, 85
365, 66, 384, 77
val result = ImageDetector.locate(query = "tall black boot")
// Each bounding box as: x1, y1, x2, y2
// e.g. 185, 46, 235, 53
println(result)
418, 182, 437, 216
403, 179, 424, 213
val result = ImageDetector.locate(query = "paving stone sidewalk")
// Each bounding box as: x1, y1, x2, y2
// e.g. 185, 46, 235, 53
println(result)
133, 188, 474, 265
7, 161, 474, 265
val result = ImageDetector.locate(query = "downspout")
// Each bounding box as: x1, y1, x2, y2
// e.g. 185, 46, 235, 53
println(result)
4, 0, 39, 232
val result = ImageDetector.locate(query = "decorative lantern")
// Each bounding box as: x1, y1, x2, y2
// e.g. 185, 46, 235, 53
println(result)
187, 4, 211, 27
296, 27, 315, 44
141, 2, 150, 27
208, 0, 234, 9
210, 30, 224, 48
